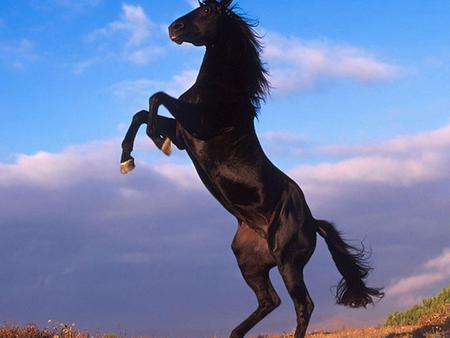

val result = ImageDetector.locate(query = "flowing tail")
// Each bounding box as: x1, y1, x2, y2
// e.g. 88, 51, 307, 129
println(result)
315, 219, 384, 308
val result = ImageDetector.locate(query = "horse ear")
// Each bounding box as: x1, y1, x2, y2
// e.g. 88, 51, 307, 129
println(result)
220, 0, 233, 9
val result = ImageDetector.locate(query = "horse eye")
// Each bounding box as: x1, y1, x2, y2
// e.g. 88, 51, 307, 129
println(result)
203, 7, 211, 14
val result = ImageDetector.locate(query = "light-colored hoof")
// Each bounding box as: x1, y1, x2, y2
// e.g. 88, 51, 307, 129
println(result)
120, 158, 135, 175
161, 137, 172, 157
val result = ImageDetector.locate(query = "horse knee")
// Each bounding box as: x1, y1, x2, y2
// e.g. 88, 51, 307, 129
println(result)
132, 110, 147, 124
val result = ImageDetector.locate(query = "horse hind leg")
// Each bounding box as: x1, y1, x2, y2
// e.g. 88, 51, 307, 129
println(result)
268, 204, 316, 337
274, 226, 316, 338
230, 223, 280, 338
278, 261, 314, 338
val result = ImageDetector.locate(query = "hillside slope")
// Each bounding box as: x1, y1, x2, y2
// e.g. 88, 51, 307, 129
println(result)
304, 286, 450, 338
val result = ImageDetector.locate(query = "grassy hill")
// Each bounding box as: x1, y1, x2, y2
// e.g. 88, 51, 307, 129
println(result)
384, 287, 450, 327
1, 286, 449, 338
305, 286, 450, 338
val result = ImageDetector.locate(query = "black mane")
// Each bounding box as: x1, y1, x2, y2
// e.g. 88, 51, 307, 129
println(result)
229, 11, 269, 114
210, 3, 270, 117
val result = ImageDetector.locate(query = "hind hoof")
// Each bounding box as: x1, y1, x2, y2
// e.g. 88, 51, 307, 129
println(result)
120, 158, 135, 175
161, 137, 172, 157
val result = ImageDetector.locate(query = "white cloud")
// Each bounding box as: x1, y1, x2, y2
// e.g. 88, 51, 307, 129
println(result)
320, 125, 450, 156
0, 140, 117, 189
172, 69, 198, 91
87, 3, 164, 65
426, 248, 450, 270
73, 57, 100, 74
290, 125, 450, 187
260, 131, 306, 156
0, 139, 198, 191
186, 0, 199, 9
0, 38, 36, 69
126, 45, 165, 65
293, 153, 447, 187
152, 163, 201, 190
261, 131, 304, 144
110, 4, 152, 47
385, 248, 450, 305
264, 32, 403, 94
111, 69, 197, 99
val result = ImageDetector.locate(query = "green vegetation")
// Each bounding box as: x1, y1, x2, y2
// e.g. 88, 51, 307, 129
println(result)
385, 286, 450, 326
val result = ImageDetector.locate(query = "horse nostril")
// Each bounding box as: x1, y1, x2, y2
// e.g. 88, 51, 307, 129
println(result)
171, 22, 185, 33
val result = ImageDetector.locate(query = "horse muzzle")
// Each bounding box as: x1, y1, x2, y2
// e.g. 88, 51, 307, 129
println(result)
169, 21, 185, 44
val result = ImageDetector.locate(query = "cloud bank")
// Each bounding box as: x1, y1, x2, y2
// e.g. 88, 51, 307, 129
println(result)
292, 124, 450, 187
1, 125, 449, 336
386, 247, 450, 306
264, 32, 403, 94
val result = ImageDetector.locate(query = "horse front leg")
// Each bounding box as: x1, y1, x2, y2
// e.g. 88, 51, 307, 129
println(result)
146, 91, 213, 140
146, 93, 172, 157
120, 110, 181, 175
120, 110, 147, 174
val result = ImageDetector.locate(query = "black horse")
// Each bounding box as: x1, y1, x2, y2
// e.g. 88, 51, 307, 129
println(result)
120, 1, 383, 337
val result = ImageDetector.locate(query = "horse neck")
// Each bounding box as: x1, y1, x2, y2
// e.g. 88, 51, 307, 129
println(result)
194, 30, 260, 120
196, 36, 244, 88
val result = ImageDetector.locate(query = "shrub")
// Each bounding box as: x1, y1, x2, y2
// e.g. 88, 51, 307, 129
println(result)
385, 286, 450, 326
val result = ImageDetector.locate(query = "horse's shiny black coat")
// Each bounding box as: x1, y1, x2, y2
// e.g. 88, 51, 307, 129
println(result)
120, 1, 383, 337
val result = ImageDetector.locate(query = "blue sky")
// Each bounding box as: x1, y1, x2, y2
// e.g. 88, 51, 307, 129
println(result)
1, 1, 450, 337
2, 0, 450, 161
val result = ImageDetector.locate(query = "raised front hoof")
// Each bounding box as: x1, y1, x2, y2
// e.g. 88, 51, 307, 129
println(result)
161, 137, 172, 157
120, 158, 135, 175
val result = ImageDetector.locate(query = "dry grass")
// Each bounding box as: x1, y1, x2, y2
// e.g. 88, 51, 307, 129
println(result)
261, 315, 450, 338
305, 320, 449, 338
1, 321, 449, 338
0, 321, 104, 338
259, 312, 449, 338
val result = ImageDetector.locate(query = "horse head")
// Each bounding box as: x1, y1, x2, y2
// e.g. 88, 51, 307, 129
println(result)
169, 0, 233, 46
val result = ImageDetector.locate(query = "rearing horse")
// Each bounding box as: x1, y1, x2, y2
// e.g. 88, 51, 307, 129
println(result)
120, 1, 383, 337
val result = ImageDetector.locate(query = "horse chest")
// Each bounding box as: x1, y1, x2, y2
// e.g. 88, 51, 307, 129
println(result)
191, 149, 267, 220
